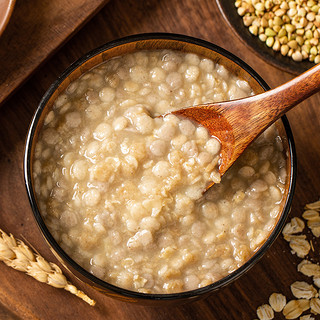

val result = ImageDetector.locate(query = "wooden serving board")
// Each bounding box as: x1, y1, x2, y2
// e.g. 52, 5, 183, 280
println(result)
0, 0, 109, 105
0, 0, 320, 319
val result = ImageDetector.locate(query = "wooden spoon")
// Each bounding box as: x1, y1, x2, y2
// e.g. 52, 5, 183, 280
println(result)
170, 63, 320, 180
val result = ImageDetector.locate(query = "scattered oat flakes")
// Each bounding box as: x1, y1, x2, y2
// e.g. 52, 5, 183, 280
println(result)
310, 297, 320, 314
257, 304, 274, 320
283, 234, 307, 242
307, 219, 320, 227
283, 217, 305, 236
305, 201, 320, 211
310, 227, 320, 238
289, 237, 311, 258
283, 300, 304, 319
300, 315, 315, 320
298, 260, 320, 278
254, 198, 320, 319
298, 260, 312, 272
313, 277, 320, 288
269, 293, 286, 312
307, 218, 320, 237
303, 200, 320, 239
290, 281, 318, 300
302, 210, 319, 221
299, 299, 311, 312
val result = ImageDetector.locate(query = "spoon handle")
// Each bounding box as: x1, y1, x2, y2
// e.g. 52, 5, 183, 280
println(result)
256, 62, 320, 116
223, 63, 320, 148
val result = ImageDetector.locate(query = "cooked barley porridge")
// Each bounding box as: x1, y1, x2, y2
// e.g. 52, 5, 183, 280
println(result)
33, 50, 287, 293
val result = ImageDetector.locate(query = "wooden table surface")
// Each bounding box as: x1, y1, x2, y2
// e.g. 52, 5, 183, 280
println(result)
0, 0, 319, 319
0, 0, 108, 105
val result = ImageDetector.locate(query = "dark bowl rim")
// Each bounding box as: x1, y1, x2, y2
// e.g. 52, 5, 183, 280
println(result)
24, 32, 297, 301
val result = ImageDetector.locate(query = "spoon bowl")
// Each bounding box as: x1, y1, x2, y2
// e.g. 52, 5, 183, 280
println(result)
171, 63, 320, 181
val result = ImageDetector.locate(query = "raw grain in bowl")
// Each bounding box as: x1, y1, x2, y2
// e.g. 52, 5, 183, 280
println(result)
32, 49, 288, 294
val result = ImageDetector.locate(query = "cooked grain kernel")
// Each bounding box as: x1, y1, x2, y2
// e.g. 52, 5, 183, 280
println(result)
34, 49, 286, 294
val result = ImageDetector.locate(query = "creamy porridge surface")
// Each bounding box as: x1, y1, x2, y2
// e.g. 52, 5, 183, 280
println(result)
33, 50, 287, 293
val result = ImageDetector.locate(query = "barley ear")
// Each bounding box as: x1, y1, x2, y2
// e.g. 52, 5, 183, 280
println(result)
0, 229, 95, 306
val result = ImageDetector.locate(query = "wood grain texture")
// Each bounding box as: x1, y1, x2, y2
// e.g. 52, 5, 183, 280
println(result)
0, 0, 320, 319
0, 0, 109, 105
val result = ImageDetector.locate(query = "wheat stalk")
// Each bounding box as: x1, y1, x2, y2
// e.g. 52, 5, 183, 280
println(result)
0, 229, 95, 306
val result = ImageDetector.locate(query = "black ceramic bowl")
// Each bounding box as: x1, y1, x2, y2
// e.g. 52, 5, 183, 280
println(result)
24, 33, 296, 305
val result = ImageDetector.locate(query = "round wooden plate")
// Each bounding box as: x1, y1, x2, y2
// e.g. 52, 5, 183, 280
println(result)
216, 0, 315, 75
0, 0, 15, 37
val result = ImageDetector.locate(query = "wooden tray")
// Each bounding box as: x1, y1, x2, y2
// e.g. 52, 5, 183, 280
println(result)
0, 0, 109, 106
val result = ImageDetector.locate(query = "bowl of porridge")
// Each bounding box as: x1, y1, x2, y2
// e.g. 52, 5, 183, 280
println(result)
24, 33, 296, 305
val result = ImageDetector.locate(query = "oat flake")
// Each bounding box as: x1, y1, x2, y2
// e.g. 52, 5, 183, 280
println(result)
257, 304, 274, 320
302, 210, 319, 221
310, 298, 320, 314
298, 260, 320, 277
282, 217, 305, 235
305, 200, 320, 211
300, 314, 315, 320
269, 292, 286, 312
283, 300, 304, 319
290, 281, 317, 300
289, 237, 311, 258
